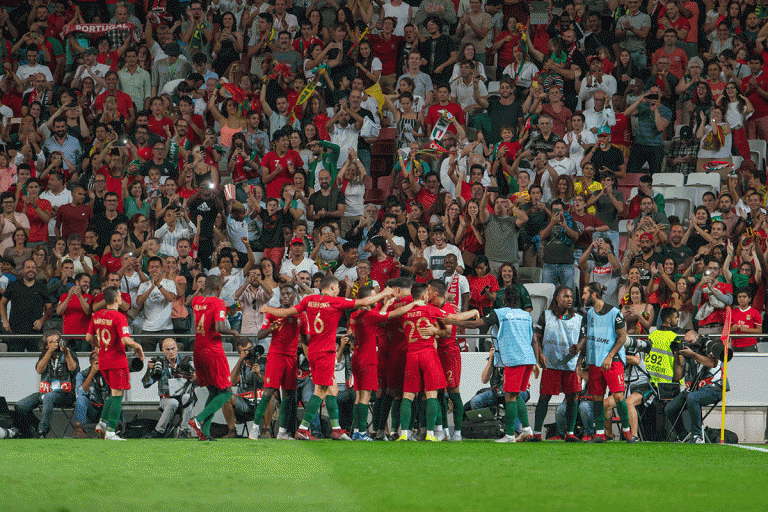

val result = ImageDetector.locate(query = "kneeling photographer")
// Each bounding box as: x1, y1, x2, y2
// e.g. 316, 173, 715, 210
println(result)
142, 338, 196, 438
664, 330, 732, 443
226, 338, 266, 438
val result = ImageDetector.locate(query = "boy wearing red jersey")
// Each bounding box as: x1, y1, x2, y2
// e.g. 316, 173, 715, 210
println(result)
86, 287, 144, 441
730, 288, 762, 352
261, 275, 394, 440
189, 276, 241, 441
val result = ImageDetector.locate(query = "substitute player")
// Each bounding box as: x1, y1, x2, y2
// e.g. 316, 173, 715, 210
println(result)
252, 284, 308, 440
573, 282, 633, 443
531, 286, 584, 442
261, 275, 394, 440
86, 287, 144, 441
428, 279, 466, 442
397, 281, 479, 442
189, 276, 241, 441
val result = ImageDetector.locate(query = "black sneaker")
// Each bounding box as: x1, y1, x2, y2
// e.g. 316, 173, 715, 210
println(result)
150, 429, 164, 438
626, 436, 639, 444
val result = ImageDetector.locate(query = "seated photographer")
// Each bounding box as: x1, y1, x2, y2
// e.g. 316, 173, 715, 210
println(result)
74, 351, 111, 439
551, 368, 595, 441
226, 338, 266, 439
664, 331, 725, 443
14, 330, 79, 438
141, 338, 196, 438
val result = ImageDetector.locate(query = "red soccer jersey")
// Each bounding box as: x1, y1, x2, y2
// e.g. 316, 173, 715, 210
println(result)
368, 255, 400, 286
56, 203, 93, 241
389, 295, 413, 351
730, 306, 761, 347
100, 252, 124, 275
694, 281, 733, 325
88, 309, 131, 370
192, 295, 227, 353
262, 311, 308, 355
294, 294, 355, 353
261, 150, 305, 199
400, 304, 446, 351
742, 72, 768, 119
60, 292, 94, 335
426, 103, 465, 135
17, 198, 52, 243
351, 307, 388, 366
369, 33, 402, 76
436, 302, 459, 354
147, 115, 174, 140
467, 274, 499, 309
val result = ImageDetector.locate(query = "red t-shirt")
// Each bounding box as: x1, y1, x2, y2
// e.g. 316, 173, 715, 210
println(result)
416, 188, 437, 218
100, 252, 124, 275
262, 311, 308, 355
192, 295, 227, 353
369, 33, 403, 76
350, 307, 388, 366
652, 46, 688, 80
467, 274, 499, 309
426, 103, 465, 135
436, 302, 459, 354
742, 72, 768, 119
368, 255, 400, 286
17, 197, 52, 243
186, 114, 205, 145
400, 304, 446, 351
389, 295, 413, 351
97, 50, 121, 71
261, 149, 305, 199
56, 203, 93, 241
147, 115, 174, 140
60, 292, 94, 335
88, 309, 131, 370
413, 269, 435, 284
611, 113, 631, 146
694, 281, 733, 325
94, 89, 134, 118
294, 294, 355, 353
730, 306, 761, 347
96, 167, 125, 213
292, 36, 323, 57
570, 212, 606, 249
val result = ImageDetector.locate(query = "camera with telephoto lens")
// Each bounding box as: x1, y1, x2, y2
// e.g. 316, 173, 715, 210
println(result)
670, 335, 733, 363
246, 344, 266, 365
174, 360, 195, 379
150, 357, 164, 379
625, 337, 653, 355
342, 333, 354, 357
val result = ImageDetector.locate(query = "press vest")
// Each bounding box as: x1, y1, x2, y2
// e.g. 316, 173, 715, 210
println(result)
646, 328, 683, 386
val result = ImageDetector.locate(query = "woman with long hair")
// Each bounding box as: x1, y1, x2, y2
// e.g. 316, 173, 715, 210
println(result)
212, 11, 244, 77
665, 277, 695, 330
138, 43, 153, 72
455, 198, 484, 268
353, 40, 381, 90
618, 266, 642, 306
691, 80, 715, 132
682, 206, 715, 254
31, 245, 48, 281
336, 152, 367, 235
647, 256, 677, 308
440, 199, 463, 246
493, 16, 523, 76
189, 145, 220, 189
3, 227, 31, 275
129, 213, 150, 249
301, 93, 331, 141
163, 255, 189, 335
696, 104, 732, 173
208, 92, 247, 149
720, 80, 754, 160
385, 92, 425, 150
621, 283, 654, 334
612, 49, 639, 97
123, 179, 150, 220
450, 42, 487, 82
677, 57, 706, 126
705, 59, 727, 100
408, 223, 432, 261
307, 9, 331, 43
552, 175, 576, 206
0, 192, 29, 254
467, 255, 499, 346
573, 162, 601, 214
227, 133, 258, 196
494, 262, 533, 311
235, 264, 273, 336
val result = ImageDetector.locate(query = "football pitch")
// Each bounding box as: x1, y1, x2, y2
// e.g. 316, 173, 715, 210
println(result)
3, 440, 767, 512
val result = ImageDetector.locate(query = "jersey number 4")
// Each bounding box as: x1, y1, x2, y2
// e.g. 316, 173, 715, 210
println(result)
196, 314, 206, 334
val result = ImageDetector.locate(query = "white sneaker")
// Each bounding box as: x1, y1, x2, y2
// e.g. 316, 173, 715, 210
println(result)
95, 421, 106, 439
105, 431, 126, 441
276, 431, 295, 440
450, 432, 463, 442
248, 425, 260, 440
495, 434, 516, 443
516, 426, 533, 442
435, 429, 446, 441
692, 435, 705, 444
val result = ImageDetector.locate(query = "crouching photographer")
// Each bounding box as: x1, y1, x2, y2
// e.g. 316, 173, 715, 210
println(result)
141, 338, 196, 438
14, 331, 79, 438
664, 330, 733, 443
226, 338, 267, 439
74, 351, 111, 438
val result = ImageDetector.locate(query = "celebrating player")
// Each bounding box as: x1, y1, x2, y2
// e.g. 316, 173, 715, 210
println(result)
252, 284, 308, 440
397, 281, 479, 442
86, 287, 144, 441
261, 275, 394, 440
531, 286, 584, 442
573, 282, 633, 443
189, 276, 241, 441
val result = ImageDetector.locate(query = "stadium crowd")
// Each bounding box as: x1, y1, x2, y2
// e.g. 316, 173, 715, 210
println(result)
0, 0, 764, 443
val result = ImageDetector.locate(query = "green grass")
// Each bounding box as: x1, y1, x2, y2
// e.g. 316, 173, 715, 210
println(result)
3, 440, 767, 512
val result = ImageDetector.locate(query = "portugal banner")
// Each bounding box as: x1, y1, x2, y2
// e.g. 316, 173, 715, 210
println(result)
61, 23, 135, 39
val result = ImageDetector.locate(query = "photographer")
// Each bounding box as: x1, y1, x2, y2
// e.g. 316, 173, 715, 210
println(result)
663, 330, 722, 444
74, 351, 111, 439
141, 338, 195, 438
14, 330, 79, 438
227, 338, 266, 439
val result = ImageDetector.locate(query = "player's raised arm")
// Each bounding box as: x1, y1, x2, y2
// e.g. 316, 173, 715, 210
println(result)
260, 305, 300, 318
442, 309, 481, 325
387, 299, 426, 319
354, 287, 395, 307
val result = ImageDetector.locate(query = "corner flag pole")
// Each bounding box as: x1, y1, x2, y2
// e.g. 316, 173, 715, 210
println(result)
719, 306, 731, 445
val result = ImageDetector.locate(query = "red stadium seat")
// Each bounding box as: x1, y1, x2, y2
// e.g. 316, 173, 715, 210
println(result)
378, 127, 396, 140
364, 187, 386, 204
618, 173, 643, 188
377, 175, 393, 194
618, 235, 628, 260
364, 176, 373, 189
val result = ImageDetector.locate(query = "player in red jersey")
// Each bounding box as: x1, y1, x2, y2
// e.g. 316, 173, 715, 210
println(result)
348, 284, 421, 441
86, 287, 144, 441
250, 284, 308, 440
189, 275, 241, 441
428, 279, 465, 442
396, 281, 478, 442
261, 275, 394, 440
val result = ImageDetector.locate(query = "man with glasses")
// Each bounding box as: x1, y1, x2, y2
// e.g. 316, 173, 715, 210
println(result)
140, 142, 177, 182
89, 192, 129, 253
583, 91, 616, 134
582, 126, 627, 177
181, 1, 213, 59
624, 86, 672, 174
615, 0, 651, 69
525, 114, 561, 160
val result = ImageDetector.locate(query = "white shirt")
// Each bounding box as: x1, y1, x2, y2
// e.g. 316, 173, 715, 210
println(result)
76, 63, 111, 93
422, 244, 463, 279
502, 60, 539, 89
544, 157, 577, 202
330, 124, 360, 168
155, 220, 196, 258
0, 105, 13, 127
137, 278, 177, 331
40, 188, 73, 237
17, 64, 53, 93
280, 257, 320, 279
563, 130, 597, 172
206, 267, 244, 307
226, 214, 250, 253
578, 74, 617, 110
334, 264, 358, 282
273, 13, 299, 33
450, 78, 488, 110
443, 270, 470, 311
583, 106, 617, 133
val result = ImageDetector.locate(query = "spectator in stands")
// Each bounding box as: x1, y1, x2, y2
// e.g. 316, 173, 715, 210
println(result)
450, 61, 489, 115
280, 238, 320, 279
742, 53, 768, 142
652, 29, 688, 81
14, 330, 79, 438
622, 232, 663, 289
696, 105, 732, 172
529, 86, 572, 138
0, 259, 52, 352
0, 192, 30, 255
56, 272, 92, 352
677, 57, 705, 126
539, 199, 578, 290
586, 171, 623, 255
578, 236, 622, 306
55, 186, 91, 242
692, 256, 733, 335
418, 16, 457, 86
18, 178, 52, 248
659, 222, 694, 272
628, 177, 669, 223
136, 256, 177, 351
486, 77, 523, 144
525, 114, 561, 159
307, 169, 346, 231
423, 223, 463, 279
624, 86, 673, 175
666, 125, 699, 176
579, 55, 617, 110
615, 0, 651, 69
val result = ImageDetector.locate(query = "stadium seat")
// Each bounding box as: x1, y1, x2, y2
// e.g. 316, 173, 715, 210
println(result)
618, 173, 643, 188
664, 198, 692, 224
652, 173, 685, 187
685, 172, 720, 193
364, 176, 373, 190
378, 127, 396, 140
528, 294, 548, 323
517, 266, 542, 284
377, 175, 393, 194
222, 343, 233, 352
732, 155, 744, 170
749, 139, 766, 171
664, 185, 708, 208
524, 283, 555, 321
364, 188, 386, 204
618, 219, 632, 235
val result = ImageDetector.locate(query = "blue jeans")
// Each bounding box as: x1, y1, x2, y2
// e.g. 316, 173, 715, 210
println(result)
358, 148, 371, 175
664, 385, 721, 438
75, 372, 103, 426
15, 390, 75, 436
629, 49, 647, 70
555, 399, 595, 437
543, 262, 575, 290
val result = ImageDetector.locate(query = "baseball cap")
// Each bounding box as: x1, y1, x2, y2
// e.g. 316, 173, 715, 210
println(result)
164, 42, 181, 57
432, 223, 446, 232
596, 126, 611, 136
290, 237, 305, 246
639, 232, 654, 242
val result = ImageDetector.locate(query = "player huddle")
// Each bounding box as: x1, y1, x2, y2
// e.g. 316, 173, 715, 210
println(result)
87, 275, 632, 443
